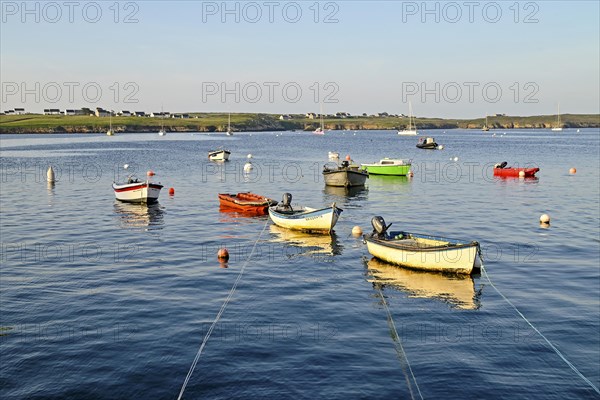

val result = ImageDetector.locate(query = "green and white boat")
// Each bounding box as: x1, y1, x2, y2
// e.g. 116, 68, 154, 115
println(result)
361, 158, 412, 176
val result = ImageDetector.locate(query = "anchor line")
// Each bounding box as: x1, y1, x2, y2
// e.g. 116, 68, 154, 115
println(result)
376, 286, 424, 400
176, 218, 270, 400
480, 264, 600, 395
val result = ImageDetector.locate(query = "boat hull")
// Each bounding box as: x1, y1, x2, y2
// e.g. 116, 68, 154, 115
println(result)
493, 167, 539, 177
208, 150, 230, 161
268, 205, 342, 233
416, 142, 438, 149
113, 181, 163, 203
364, 231, 480, 274
218, 193, 276, 215
323, 169, 368, 187
361, 163, 411, 176
397, 130, 418, 136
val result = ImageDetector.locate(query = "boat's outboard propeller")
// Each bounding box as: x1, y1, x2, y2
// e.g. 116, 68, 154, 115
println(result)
278, 192, 293, 211
341, 160, 349, 168
371, 216, 392, 239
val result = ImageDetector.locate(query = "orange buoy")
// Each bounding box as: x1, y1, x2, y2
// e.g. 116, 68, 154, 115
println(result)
569, 167, 576, 174
169, 187, 175, 196
217, 248, 229, 261
345, 154, 351, 161
147, 170, 155, 177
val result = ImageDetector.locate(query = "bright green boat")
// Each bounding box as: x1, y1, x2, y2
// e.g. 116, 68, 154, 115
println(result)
361, 158, 412, 176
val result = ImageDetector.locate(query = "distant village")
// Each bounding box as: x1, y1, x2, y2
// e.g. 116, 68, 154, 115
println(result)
2, 107, 413, 119
2, 107, 509, 120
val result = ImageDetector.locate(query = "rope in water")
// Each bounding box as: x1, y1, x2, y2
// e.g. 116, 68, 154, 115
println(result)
176, 218, 270, 400
376, 286, 424, 400
480, 264, 600, 395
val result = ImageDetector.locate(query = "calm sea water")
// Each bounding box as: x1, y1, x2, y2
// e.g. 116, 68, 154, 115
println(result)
1, 129, 599, 399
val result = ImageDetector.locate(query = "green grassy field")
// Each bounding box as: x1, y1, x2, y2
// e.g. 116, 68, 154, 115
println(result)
1, 113, 598, 133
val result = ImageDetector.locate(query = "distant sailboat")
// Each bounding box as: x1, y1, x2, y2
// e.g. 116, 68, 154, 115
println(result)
398, 102, 418, 135
314, 103, 325, 135
226, 112, 233, 136
106, 111, 114, 136
551, 104, 563, 131
158, 106, 166, 136
482, 114, 490, 131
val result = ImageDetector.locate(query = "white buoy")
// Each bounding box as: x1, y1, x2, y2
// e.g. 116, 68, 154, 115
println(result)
452, 156, 458, 162
247, 154, 253, 159
244, 162, 253, 172
46, 166, 55, 183
437, 145, 444, 150
124, 164, 129, 170
540, 214, 550, 224
351, 226, 363, 236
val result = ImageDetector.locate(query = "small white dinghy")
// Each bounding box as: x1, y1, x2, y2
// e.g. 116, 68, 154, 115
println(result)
113, 170, 163, 203
208, 149, 231, 161
268, 193, 342, 233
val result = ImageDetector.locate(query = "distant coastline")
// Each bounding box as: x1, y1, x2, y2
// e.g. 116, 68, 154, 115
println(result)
1, 113, 598, 134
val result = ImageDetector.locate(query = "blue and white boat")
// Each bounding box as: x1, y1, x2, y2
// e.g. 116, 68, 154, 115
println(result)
268, 193, 342, 233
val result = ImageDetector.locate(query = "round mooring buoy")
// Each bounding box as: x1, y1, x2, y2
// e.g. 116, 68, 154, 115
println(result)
217, 248, 229, 261
169, 188, 175, 196
352, 226, 363, 236
569, 167, 577, 174
540, 214, 550, 224
147, 170, 155, 177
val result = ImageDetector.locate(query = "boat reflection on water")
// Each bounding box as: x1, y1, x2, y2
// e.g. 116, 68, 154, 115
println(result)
365, 257, 481, 310
366, 174, 412, 192
269, 224, 343, 258
113, 201, 165, 230
323, 185, 368, 200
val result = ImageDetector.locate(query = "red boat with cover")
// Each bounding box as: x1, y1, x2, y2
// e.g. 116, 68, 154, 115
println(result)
218, 192, 277, 215
493, 162, 539, 178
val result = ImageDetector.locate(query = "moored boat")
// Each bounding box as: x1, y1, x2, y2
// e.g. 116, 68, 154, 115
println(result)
268, 193, 342, 233
361, 158, 412, 176
208, 149, 231, 161
113, 177, 163, 203
364, 216, 481, 275
493, 162, 540, 177
416, 137, 441, 149
323, 160, 369, 187
218, 192, 277, 215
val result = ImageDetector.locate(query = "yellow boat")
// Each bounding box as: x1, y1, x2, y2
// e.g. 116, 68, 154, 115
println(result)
364, 216, 481, 275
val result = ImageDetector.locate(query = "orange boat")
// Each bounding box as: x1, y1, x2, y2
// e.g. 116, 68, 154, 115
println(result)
493, 162, 540, 178
218, 193, 277, 215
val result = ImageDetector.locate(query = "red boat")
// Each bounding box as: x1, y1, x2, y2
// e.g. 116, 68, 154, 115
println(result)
493, 166, 540, 178
218, 193, 277, 215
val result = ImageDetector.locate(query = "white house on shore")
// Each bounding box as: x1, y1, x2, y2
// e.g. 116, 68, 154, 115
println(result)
95, 108, 112, 117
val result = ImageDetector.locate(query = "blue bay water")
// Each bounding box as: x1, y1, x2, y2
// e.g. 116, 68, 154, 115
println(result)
1, 129, 599, 399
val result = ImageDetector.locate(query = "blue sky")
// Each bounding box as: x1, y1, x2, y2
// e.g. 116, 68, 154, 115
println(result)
1, 1, 599, 118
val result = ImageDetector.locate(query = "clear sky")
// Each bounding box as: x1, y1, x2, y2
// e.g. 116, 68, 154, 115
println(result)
1, 0, 599, 118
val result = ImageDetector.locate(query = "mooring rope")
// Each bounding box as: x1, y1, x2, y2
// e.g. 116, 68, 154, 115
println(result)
177, 218, 270, 400
480, 264, 600, 395
376, 286, 424, 400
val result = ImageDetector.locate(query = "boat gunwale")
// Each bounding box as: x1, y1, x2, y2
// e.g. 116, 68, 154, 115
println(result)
364, 231, 479, 252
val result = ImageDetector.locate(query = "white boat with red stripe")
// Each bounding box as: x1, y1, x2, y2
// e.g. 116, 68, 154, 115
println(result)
113, 169, 163, 203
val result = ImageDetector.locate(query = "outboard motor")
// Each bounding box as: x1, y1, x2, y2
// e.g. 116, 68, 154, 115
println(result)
499, 161, 508, 169
278, 192, 293, 211
341, 160, 350, 168
371, 216, 391, 239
